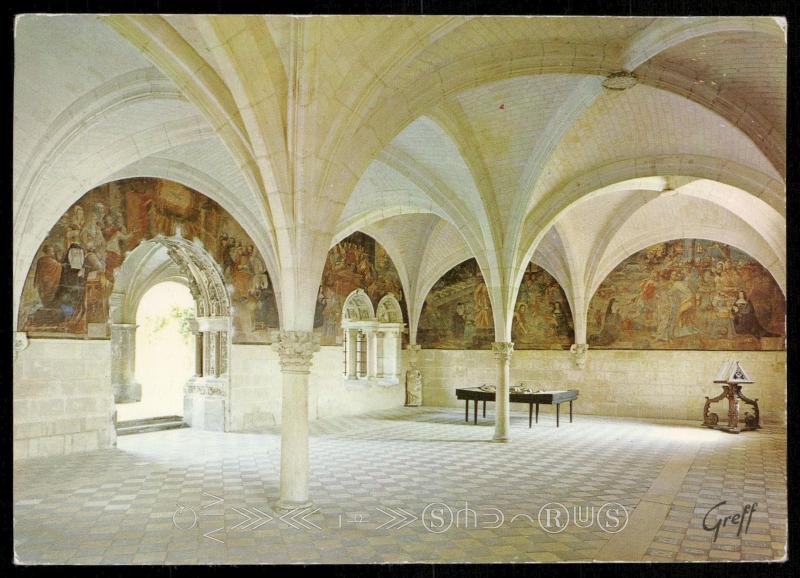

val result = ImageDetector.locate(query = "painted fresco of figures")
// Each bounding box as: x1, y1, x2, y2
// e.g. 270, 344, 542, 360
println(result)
587, 239, 785, 350
511, 263, 574, 349
417, 259, 493, 350
314, 232, 407, 346
18, 178, 280, 343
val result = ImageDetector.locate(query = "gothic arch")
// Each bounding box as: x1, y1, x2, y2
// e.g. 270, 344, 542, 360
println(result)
109, 235, 234, 431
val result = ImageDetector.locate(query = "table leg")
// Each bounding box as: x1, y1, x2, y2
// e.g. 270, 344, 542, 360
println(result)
529, 403, 533, 428
473, 400, 478, 424
570, 400, 573, 423
483, 400, 486, 418
535, 404, 539, 424
556, 404, 560, 428
465, 400, 468, 422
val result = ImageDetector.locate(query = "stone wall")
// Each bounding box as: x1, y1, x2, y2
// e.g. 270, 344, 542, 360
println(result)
13, 340, 406, 461
13, 340, 116, 460
419, 349, 787, 425
229, 345, 405, 431
14, 339, 785, 462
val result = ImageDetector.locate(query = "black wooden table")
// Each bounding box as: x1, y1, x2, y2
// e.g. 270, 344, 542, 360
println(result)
455, 388, 579, 427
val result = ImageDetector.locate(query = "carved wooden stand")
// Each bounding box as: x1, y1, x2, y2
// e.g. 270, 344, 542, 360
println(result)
703, 383, 760, 434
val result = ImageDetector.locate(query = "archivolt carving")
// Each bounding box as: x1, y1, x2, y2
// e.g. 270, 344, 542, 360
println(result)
155, 236, 232, 318
376, 293, 404, 323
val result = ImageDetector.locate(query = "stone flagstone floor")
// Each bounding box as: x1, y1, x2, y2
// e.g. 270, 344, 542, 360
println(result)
13, 407, 787, 564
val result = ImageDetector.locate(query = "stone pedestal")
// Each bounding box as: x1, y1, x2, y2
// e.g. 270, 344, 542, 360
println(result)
183, 377, 226, 431
272, 330, 320, 510
110, 323, 141, 403
492, 342, 514, 442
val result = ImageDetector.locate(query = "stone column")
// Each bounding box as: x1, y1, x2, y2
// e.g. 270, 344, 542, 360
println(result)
110, 323, 141, 403
272, 330, 320, 510
571, 298, 588, 369
382, 331, 399, 379
213, 331, 222, 377
346, 329, 358, 379
202, 332, 211, 377
366, 328, 378, 379
194, 332, 204, 377
209, 331, 218, 377
492, 342, 514, 442
376, 331, 385, 378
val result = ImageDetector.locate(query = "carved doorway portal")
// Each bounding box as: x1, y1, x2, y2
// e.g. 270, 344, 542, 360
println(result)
109, 236, 233, 431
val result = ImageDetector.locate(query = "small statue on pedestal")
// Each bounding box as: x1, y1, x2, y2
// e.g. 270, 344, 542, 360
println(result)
702, 360, 760, 433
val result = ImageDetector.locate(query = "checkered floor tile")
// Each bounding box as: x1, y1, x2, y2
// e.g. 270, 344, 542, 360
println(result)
13, 407, 787, 564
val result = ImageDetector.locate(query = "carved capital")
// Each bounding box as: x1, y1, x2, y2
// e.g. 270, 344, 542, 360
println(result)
492, 341, 514, 363
271, 330, 320, 373
13, 332, 29, 360
570, 343, 589, 369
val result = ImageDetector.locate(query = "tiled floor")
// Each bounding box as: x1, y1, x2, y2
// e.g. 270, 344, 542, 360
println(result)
13, 407, 787, 564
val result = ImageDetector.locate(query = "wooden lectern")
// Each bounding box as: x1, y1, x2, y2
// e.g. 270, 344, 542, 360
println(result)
702, 360, 760, 434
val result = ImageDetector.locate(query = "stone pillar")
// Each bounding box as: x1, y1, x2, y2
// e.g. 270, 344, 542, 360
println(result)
219, 331, 228, 375
382, 331, 399, 379
492, 342, 514, 442
209, 331, 218, 377
366, 328, 378, 379
202, 332, 211, 377
272, 330, 320, 510
194, 332, 204, 377
376, 331, 385, 378
346, 329, 358, 379
213, 331, 222, 377
110, 323, 141, 403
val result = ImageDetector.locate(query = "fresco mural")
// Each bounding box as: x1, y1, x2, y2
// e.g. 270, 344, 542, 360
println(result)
511, 263, 574, 349
417, 259, 494, 350
314, 232, 407, 346
18, 178, 279, 343
587, 239, 785, 350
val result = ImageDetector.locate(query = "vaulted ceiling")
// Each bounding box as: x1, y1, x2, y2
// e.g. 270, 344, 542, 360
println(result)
13, 15, 786, 339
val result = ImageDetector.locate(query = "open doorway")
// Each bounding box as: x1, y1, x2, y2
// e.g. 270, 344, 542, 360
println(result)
115, 281, 196, 423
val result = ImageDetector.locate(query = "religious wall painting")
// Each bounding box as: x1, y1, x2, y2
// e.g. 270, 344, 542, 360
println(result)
417, 259, 494, 350
587, 239, 785, 351
314, 232, 407, 346
511, 263, 574, 349
18, 178, 279, 343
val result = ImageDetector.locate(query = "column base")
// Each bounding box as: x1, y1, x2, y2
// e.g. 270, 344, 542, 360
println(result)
275, 499, 313, 511
491, 435, 510, 443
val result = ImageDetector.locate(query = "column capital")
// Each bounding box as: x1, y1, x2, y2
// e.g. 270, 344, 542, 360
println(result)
13, 331, 29, 360
492, 341, 514, 362
271, 330, 320, 374
570, 343, 589, 369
